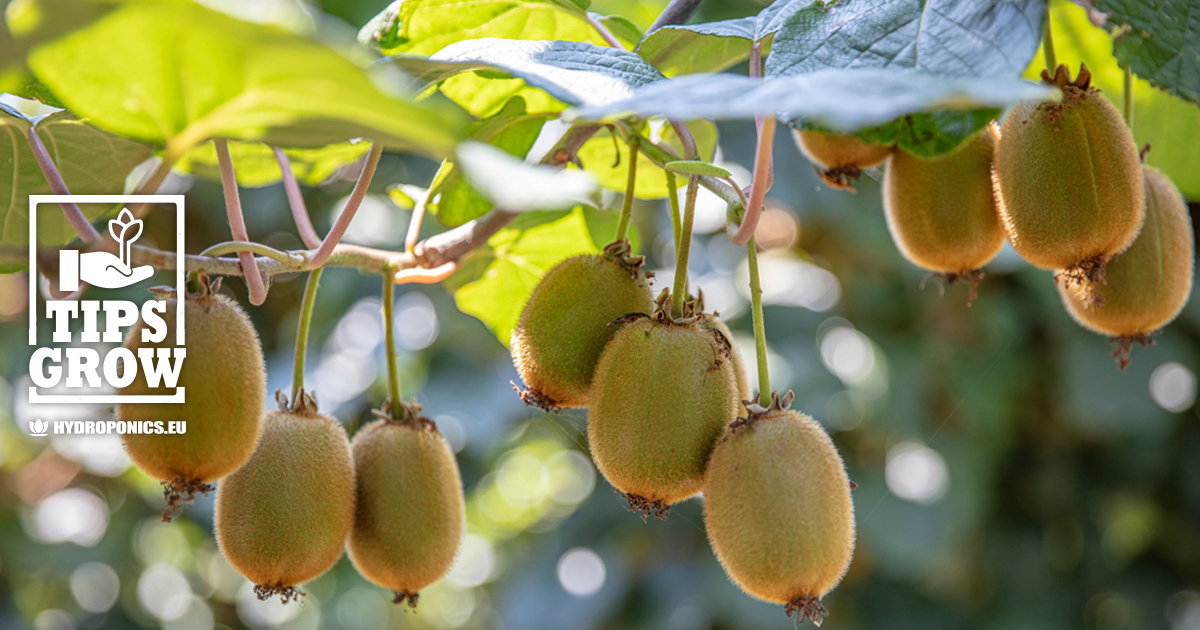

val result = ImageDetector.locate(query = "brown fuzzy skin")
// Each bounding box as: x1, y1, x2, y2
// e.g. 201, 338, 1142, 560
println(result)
884, 125, 1005, 274
704, 411, 855, 605
118, 295, 264, 483
588, 318, 739, 505
794, 130, 892, 171
347, 419, 465, 596
215, 410, 355, 588
511, 254, 653, 408
994, 86, 1144, 270
1059, 166, 1195, 335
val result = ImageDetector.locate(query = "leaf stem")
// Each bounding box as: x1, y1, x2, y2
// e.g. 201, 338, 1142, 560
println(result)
24, 126, 101, 244
128, 156, 180, 218
671, 175, 699, 318
745, 237, 770, 407
198, 241, 306, 265
214, 138, 268, 305
587, 13, 626, 49
644, 0, 704, 39
1042, 12, 1057, 72
628, 127, 744, 215
614, 135, 639, 242
730, 116, 775, 245
274, 146, 322, 249
310, 142, 383, 268
1123, 65, 1134, 130
381, 268, 402, 413
666, 170, 682, 250
292, 268, 323, 402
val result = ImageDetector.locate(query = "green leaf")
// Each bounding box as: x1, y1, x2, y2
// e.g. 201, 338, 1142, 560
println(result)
1094, 0, 1200, 104
594, 14, 642, 48
574, 119, 718, 199
636, 0, 810, 76
359, 0, 602, 56
456, 141, 598, 211
664, 159, 732, 178
0, 98, 154, 272
855, 109, 1000, 157
175, 140, 371, 188
766, 0, 1047, 78
28, 1, 461, 159
388, 39, 666, 108
444, 206, 617, 345
566, 69, 1058, 130
1032, 1, 1200, 199
430, 96, 549, 226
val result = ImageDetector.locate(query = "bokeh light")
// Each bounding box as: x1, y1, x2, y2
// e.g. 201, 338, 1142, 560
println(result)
1149, 361, 1197, 412
557, 548, 606, 597
885, 442, 950, 504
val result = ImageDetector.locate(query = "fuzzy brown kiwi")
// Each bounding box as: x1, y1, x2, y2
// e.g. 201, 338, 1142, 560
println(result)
994, 64, 1145, 285
794, 129, 892, 191
1058, 165, 1195, 369
215, 391, 355, 603
704, 393, 855, 624
346, 402, 465, 607
884, 124, 1005, 294
587, 295, 740, 518
117, 280, 265, 521
510, 240, 654, 411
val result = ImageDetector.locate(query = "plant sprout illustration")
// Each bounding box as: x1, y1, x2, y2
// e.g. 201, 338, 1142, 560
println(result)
62, 207, 155, 289
107, 208, 142, 277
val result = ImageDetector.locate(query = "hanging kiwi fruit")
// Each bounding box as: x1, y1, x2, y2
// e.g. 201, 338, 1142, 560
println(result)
794, 129, 893, 192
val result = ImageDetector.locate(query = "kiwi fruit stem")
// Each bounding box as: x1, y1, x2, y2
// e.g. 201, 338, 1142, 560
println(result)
666, 170, 682, 250
1041, 13, 1057, 72
291, 268, 323, 405
614, 135, 639, 243
672, 176, 700, 318
381, 267, 402, 419
1123, 66, 1134, 129
745, 239, 771, 408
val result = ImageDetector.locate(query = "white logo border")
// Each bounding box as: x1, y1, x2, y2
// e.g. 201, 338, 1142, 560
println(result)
28, 194, 187, 404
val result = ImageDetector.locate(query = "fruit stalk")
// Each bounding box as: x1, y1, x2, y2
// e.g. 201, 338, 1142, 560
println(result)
292, 268, 324, 402
666, 170, 682, 250
745, 238, 770, 407
672, 175, 700, 318
614, 135, 639, 243
1042, 13, 1057, 72
381, 268, 402, 414
310, 143, 383, 268
1123, 66, 1134, 130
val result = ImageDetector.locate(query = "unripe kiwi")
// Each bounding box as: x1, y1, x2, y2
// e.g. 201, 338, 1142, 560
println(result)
702, 313, 750, 405
1058, 165, 1195, 368
118, 285, 265, 520
884, 124, 1005, 283
794, 130, 892, 191
215, 395, 355, 602
994, 65, 1144, 282
510, 241, 654, 410
347, 411, 465, 607
705, 402, 855, 623
588, 304, 740, 518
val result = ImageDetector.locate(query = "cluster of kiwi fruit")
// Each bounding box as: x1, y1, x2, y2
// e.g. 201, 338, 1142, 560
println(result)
510, 242, 856, 622
797, 63, 1194, 367
115, 273, 464, 607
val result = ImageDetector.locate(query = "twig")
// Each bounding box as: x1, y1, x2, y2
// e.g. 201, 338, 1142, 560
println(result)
405, 190, 427, 253
198, 241, 306, 265
24, 127, 101, 243
274, 146, 322, 249
310, 143, 383, 268
214, 138, 268, 305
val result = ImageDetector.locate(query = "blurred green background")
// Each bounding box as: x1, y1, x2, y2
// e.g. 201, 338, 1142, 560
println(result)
1, 1, 1198, 629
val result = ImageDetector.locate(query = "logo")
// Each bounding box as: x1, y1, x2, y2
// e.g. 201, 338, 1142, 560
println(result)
27, 195, 187, 405
29, 419, 48, 437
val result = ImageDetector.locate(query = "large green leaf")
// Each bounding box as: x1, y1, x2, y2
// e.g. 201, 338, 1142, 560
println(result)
1033, 1, 1200, 199
430, 97, 549, 226
566, 69, 1058, 130
766, 0, 1047, 78
1094, 0, 1200, 104
575, 119, 718, 198
0, 98, 154, 272
359, 0, 603, 55
388, 39, 666, 107
636, 0, 810, 76
175, 140, 372, 188
444, 206, 618, 345
27, 1, 461, 159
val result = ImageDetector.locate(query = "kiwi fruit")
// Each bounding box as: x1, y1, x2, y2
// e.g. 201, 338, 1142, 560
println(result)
704, 392, 855, 624
693, 291, 750, 410
884, 124, 1005, 294
1059, 165, 1195, 369
588, 295, 740, 518
994, 64, 1145, 285
510, 240, 654, 410
794, 129, 892, 191
347, 402, 465, 607
215, 391, 355, 603
117, 278, 265, 521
